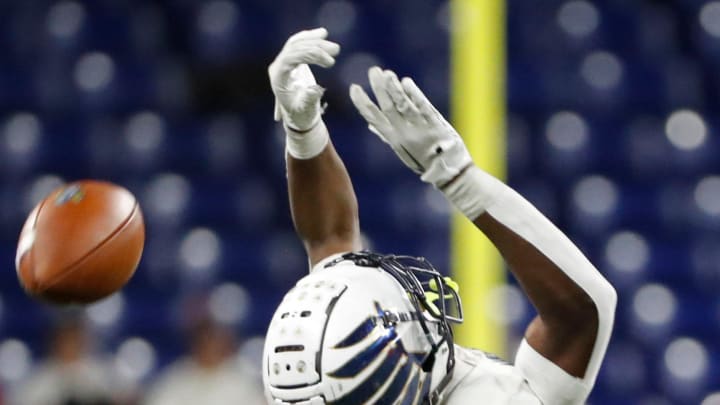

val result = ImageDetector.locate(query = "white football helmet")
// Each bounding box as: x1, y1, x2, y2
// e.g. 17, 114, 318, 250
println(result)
263, 252, 463, 405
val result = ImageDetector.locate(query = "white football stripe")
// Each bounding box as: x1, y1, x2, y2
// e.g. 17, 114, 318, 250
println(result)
15, 206, 39, 272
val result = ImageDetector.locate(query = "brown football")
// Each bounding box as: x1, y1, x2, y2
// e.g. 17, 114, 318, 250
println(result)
15, 180, 145, 305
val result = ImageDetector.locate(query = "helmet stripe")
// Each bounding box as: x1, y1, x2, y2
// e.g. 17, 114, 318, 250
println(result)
333, 317, 377, 349
327, 328, 400, 378
415, 373, 430, 405
328, 345, 405, 404
397, 367, 421, 405
374, 356, 415, 404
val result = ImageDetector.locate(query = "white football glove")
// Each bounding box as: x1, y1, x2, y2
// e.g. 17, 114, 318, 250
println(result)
349, 67, 473, 188
269, 27, 340, 132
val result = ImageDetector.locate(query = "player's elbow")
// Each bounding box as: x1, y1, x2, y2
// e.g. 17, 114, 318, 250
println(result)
590, 278, 617, 321
595, 279, 617, 329
547, 278, 616, 336
560, 292, 598, 331
568, 279, 617, 336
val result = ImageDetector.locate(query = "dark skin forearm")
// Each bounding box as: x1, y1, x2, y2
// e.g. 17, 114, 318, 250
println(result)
473, 213, 598, 378
287, 140, 361, 266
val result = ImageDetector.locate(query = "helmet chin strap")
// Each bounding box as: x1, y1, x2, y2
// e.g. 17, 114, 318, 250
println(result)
426, 372, 453, 405
325, 251, 463, 405
423, 345, 454, 405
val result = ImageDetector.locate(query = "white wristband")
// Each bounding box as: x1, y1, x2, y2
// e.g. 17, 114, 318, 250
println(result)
441, 165, 507, 220
285, 120, 330, 160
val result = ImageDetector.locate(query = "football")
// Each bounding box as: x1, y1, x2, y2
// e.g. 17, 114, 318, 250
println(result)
15, 180, 145, 305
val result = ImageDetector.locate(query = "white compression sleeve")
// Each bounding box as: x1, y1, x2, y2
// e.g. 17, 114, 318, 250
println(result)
443, 166, 617, 404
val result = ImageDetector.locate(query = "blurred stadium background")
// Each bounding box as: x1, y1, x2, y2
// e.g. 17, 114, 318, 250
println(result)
0, 0, 717, 404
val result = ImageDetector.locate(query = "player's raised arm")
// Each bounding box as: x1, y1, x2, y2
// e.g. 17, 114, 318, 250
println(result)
350, 67, 617, 404
269, 28, 361, 267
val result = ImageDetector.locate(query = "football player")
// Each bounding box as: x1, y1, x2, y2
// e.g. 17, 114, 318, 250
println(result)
263, 28, 617, 405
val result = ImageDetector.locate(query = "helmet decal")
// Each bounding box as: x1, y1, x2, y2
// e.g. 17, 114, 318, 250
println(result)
327, 302, 430, 404
327, 326, 398, 379
331, 311, 381, 349
375, 362, 429, 405
324, 252, 464, 405
397, 369, 427, 405
332, 302, 421, 351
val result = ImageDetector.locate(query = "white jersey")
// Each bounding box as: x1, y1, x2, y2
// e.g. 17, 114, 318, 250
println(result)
444, 344, 590, 405
442, 346, 541, 404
